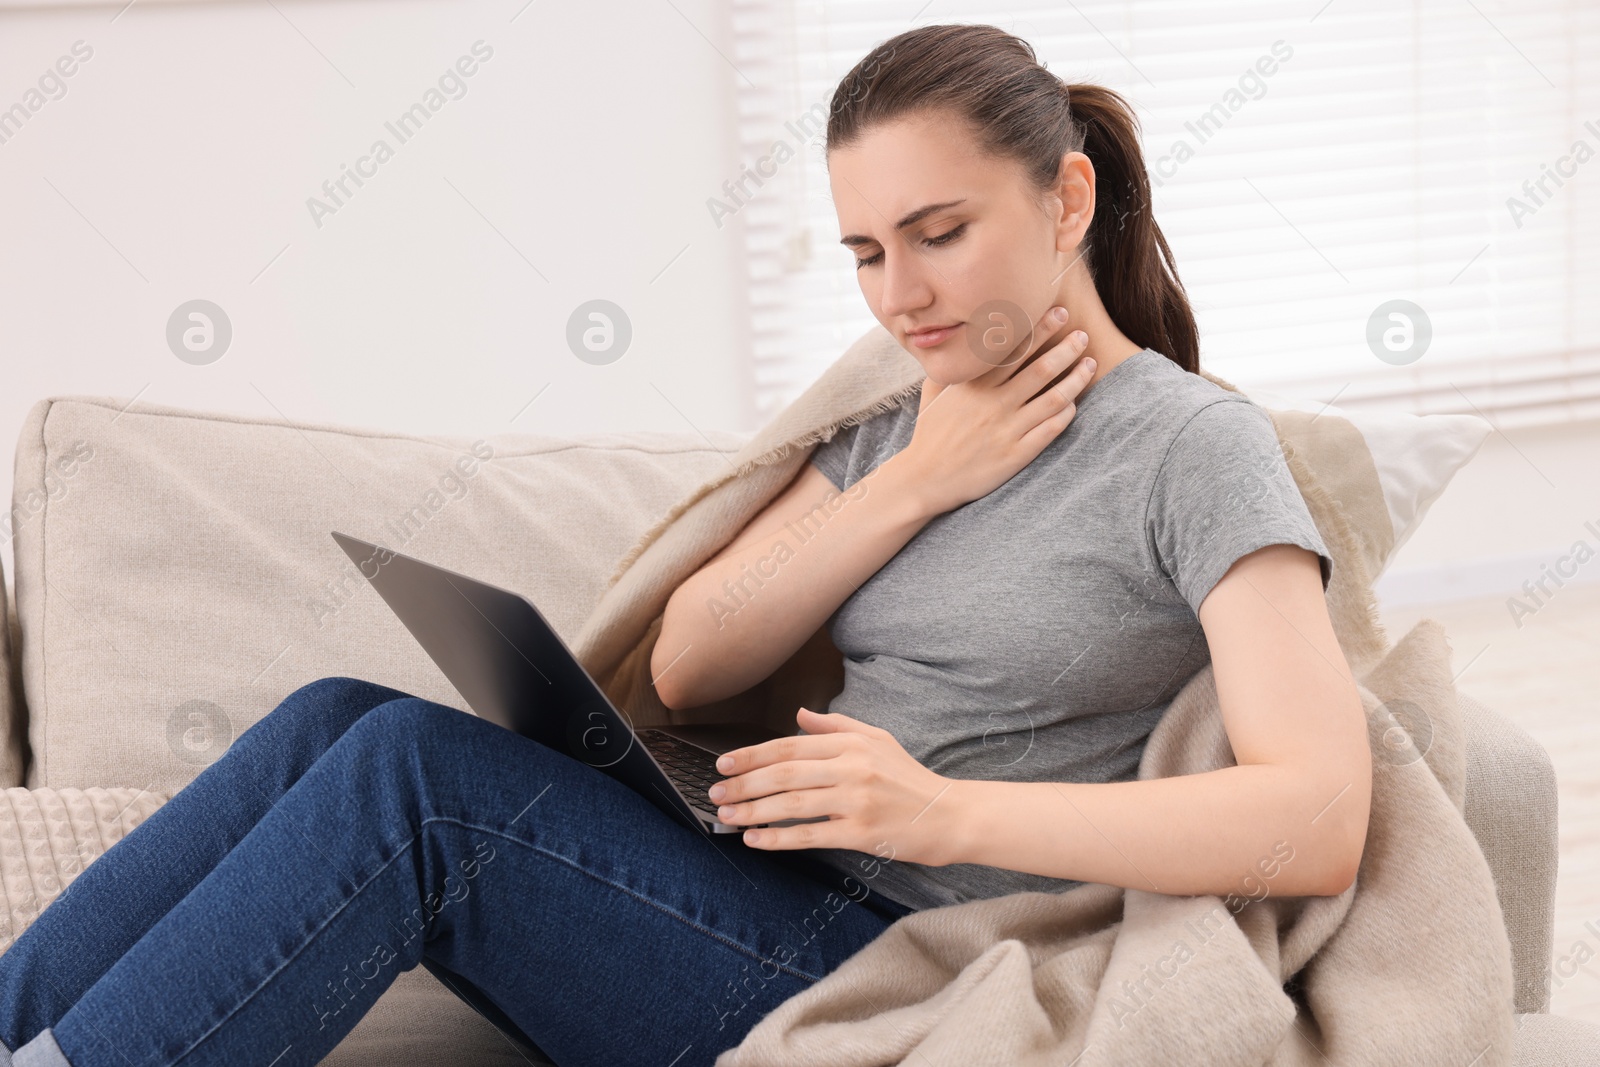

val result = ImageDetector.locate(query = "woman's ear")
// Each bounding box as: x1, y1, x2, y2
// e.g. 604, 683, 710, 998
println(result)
1052, 151, 1096, 250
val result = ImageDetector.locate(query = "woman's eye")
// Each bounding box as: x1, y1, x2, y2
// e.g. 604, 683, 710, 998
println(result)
855, 223, 967, 271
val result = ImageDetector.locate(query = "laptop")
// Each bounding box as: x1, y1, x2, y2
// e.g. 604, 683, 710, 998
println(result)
331, 531, 828, 837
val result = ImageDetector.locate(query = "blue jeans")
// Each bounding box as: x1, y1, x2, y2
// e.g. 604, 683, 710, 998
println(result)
0, 677, 915, 1067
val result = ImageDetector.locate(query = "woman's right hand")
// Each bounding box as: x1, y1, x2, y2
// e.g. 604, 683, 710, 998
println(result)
899, 305, 1095, 515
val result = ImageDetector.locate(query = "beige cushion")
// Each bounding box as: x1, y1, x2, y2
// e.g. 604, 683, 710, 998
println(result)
8, 395, 743, 791
0, 786, 168, 951
326, 968, 555, 1066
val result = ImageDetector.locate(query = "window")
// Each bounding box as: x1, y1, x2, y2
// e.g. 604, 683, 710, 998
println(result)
727, 1, 1599, 429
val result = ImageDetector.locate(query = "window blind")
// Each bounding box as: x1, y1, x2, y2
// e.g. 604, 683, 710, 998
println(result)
726, 1, 1600, 430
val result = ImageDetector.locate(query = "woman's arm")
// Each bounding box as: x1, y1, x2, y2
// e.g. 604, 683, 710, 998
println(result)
656, 329, 1094, 712
652, 452, 938, 711
938, 542, 1372, 898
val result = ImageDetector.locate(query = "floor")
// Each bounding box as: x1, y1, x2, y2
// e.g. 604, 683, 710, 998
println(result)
1378, 582, 1600, 1024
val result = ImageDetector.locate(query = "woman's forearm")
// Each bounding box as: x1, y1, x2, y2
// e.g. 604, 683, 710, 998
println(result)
654, 451, 939, 710
934, 759, 1369, 901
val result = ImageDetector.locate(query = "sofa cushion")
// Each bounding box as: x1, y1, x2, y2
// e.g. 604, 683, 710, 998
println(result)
1513, 1011, 1600, 1065
325, 967, 556, 1066
8, 396, 746, 791
1242, 385, 1491, 579
0, 785, 168, 951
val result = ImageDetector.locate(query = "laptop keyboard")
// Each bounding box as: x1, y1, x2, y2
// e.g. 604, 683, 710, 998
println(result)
640, 730, 726, 818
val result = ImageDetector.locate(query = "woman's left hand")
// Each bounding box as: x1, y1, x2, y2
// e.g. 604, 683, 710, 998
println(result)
708, 707, 957, 865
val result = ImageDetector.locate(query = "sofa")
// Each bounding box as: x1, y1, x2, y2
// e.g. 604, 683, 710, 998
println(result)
1, 394, 1596, 1065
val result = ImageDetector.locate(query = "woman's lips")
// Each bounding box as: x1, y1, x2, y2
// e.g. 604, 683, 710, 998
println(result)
908, 324, 960, 348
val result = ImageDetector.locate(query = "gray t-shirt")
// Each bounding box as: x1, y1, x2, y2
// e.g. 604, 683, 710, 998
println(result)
801, 347, 1333, 912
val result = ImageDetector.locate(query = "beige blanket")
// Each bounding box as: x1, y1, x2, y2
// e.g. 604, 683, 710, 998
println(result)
572, 325, 1515, 1066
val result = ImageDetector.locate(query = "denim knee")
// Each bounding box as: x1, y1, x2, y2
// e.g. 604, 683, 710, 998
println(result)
263, 676, 417, 754
322, 698, 486, 814
335, 697, 477, 762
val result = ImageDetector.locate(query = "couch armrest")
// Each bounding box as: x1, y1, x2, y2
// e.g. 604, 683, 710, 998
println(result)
1459, 689, 1557, 1014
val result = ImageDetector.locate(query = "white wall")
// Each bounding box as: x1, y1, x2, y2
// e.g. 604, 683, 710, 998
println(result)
0, 0, 755, 586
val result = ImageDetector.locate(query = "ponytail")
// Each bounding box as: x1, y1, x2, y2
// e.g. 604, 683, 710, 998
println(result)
1062, 82, 1199, 372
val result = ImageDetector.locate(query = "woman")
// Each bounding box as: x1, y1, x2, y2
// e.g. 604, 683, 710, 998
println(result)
0, 23, 1370, 1067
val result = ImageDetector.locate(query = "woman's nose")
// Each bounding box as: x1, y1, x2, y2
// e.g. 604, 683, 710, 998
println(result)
877, 252, 935, 318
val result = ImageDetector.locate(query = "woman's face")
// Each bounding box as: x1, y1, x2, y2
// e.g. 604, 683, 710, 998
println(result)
828, 111, 1084, 385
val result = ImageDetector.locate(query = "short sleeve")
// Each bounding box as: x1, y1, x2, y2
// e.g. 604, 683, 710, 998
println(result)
1146, 399, 1334, 614
808, 421, 860, 491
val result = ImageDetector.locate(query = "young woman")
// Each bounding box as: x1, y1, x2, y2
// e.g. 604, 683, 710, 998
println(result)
0, 23, 1370, 1067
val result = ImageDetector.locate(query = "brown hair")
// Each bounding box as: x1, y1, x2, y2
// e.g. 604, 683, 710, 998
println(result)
826, 23, 1200, 374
